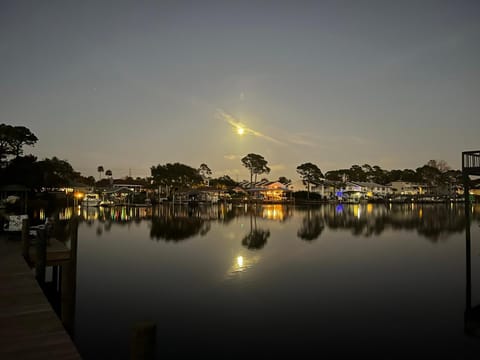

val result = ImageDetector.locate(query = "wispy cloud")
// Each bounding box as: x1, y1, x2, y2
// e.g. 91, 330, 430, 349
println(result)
286, 133, 317, 147
224, 154, 240, 160
216, 109, 284, 145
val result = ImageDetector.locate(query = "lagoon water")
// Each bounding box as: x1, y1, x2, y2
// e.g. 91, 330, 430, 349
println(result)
46, 203, 480, 358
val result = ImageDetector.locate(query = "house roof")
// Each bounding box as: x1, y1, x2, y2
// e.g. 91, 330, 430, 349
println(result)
349, 181, 391, 188
102, 187, 134, 194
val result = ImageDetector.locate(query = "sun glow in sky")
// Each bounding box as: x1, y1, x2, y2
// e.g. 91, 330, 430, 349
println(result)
237, 127, 245, 136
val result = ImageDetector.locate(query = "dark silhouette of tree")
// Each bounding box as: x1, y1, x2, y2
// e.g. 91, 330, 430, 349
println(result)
415, 165, 442, 190
325, 169, 347, 182
427, 159, 451, 173
349, 164, 366, 182
151, 162, 203, 188
241, 153, 270, 189
0, 155, 41, 187
38, 157, 76, 188
0, 124, 38, 165
278, 176, 292, 186
210, 175, 237, 189
86, 176, 96, 186
97, 165, 104, 180
296, 162, 323, 200
105, 169, 113, 186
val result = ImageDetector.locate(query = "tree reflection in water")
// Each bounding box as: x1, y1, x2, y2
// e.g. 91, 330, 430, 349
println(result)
150, 211, 210, 242
317, 203, 472, 242
35, 203, 479, 243
242, 210, 270, 250
297, 208, 324, 241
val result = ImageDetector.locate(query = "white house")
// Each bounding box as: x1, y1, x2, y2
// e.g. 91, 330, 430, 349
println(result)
388, 181, 425, 196
343, 181, 392, 198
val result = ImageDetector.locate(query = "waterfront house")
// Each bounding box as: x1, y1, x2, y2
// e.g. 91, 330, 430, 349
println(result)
340, 181, 392, 200
388, 181, 426, 196
240, 180, 292, 202
261, 181, 292, 201
311, 180, 341, 199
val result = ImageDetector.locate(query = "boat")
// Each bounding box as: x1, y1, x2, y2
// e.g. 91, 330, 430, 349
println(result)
81, 193, 101, 207
99, 199, 115, 207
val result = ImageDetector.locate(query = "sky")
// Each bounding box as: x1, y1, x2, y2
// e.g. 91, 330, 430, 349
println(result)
1, 0, 479, 181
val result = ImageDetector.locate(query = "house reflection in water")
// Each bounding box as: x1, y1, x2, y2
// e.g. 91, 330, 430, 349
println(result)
262, 204, 290, 221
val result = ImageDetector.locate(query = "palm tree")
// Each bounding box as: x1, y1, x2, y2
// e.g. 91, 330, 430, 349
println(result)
105, 169, 112, 185
97, 166, 104, 180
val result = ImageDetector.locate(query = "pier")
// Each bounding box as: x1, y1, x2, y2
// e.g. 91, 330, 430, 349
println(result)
0, 228, 80, 359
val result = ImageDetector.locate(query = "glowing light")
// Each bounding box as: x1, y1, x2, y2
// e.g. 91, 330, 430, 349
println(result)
237, 256, 244, 267
367, 203, 373, 214
216, 109, 283, 144
262, 205, 285, 220
353, 204, 359, 218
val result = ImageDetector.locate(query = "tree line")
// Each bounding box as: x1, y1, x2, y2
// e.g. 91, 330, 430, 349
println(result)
0, 123, 469, 193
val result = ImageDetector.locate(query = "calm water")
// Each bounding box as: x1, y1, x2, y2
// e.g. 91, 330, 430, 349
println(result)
46, 203, 480, 358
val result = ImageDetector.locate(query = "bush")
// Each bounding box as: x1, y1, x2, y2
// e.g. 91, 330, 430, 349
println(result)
293, 191, 323, 201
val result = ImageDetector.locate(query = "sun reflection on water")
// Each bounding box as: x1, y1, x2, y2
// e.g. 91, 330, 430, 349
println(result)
225, 254, 261, 279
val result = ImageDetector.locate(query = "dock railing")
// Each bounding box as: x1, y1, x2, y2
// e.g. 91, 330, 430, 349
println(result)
462, 151, 480, 175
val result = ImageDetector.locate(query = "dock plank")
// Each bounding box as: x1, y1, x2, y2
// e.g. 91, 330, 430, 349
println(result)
0, 235, 81, 360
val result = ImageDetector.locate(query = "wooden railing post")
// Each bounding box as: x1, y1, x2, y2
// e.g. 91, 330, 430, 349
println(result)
21, 218, 29, 260
61, 216, 79, 334
35, 228, 47, 285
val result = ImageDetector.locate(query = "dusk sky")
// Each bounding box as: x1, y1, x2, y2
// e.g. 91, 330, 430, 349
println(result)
1, 0, 479, 181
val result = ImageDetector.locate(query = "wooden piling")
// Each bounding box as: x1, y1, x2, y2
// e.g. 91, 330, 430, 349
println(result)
130, 321, 156, 360
61, 216, 79, 335
35, 228, 47, 285
21, 218, 29, 260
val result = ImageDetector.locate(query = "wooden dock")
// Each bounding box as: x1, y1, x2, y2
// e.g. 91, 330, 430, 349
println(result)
0, 234, 81, 359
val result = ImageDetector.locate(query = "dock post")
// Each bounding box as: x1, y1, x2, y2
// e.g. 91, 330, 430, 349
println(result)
130, 322, 156, 360
35, 228, 47, 285
21, 218, 29, 260
61, 216, 79, 335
